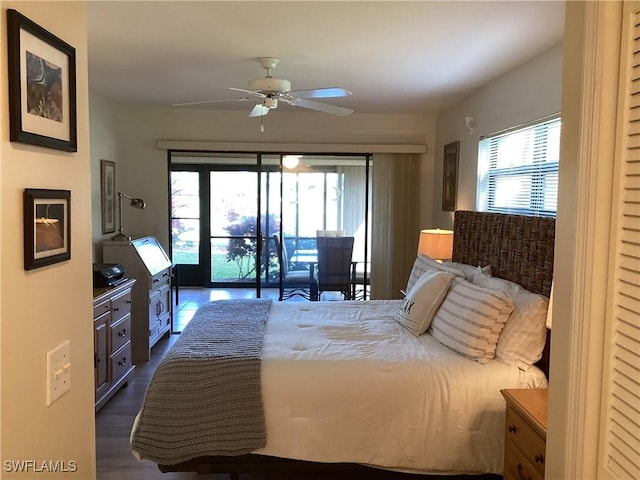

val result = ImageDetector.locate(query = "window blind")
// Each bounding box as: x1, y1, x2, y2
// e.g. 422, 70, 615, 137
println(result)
600, 6, 640, 478
476, 117, 560, 217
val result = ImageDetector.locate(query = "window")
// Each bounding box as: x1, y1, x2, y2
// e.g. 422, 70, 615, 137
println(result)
476, 117, 560, 217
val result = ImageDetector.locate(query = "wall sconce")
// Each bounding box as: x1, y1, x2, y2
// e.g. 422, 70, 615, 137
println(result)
112, 192, 146, 241
417, 229, 454, 261
465, 116, 476, 135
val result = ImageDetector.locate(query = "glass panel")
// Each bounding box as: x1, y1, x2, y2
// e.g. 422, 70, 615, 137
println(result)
171, 219, 199, 264
261, 158, 282, 286
210, 170, 258, 283
210, 237, 257, 283
171, 171, 200, 265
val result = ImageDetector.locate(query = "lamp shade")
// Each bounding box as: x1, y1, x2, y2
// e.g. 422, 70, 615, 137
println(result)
418, 229, 454, 261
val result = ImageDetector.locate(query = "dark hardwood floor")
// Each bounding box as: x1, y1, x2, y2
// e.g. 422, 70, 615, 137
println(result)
95, 289, 502, 480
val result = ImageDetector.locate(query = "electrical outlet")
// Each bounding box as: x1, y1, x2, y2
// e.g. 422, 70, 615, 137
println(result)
46, 340, 71, 406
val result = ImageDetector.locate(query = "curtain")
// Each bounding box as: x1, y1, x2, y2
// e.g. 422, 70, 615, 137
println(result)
370, 153, 421, 299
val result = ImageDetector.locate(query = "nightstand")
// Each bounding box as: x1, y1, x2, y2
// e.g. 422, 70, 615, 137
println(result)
501, 388, 548, 480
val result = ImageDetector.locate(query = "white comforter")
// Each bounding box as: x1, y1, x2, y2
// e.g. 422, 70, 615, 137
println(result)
255, 300, 547, 474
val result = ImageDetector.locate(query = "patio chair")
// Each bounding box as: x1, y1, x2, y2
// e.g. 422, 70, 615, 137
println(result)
272, 234, 317, 301
316, 236, 355, 300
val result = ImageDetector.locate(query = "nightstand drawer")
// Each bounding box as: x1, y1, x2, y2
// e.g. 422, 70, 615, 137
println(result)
504, 438, 544, 480
506, 407, 546, 476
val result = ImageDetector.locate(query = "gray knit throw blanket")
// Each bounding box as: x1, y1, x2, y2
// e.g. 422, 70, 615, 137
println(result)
130, 299, 272, 465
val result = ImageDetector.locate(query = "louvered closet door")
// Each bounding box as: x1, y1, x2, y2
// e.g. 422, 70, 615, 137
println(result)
599, 2, 640, 478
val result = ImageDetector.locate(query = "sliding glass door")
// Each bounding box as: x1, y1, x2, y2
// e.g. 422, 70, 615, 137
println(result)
170, 152, 371, 298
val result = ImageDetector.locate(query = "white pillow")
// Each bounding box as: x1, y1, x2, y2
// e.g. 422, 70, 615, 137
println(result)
429, 277, 514, 363
394, 270, 455, 336
406, 255, 465, 293
472, 270, 549, 369
444, 261, 492, 282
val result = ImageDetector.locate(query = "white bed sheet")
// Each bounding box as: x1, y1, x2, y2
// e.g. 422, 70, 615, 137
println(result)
254, 300, 547, 474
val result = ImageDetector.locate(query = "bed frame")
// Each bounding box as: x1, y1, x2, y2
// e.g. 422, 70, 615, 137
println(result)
157, 210, 555, 478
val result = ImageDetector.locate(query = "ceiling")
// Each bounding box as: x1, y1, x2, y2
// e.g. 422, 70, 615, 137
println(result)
86, 1, 565, 116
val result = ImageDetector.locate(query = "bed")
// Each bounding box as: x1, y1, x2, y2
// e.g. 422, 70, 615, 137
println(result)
130, 210, 555, 477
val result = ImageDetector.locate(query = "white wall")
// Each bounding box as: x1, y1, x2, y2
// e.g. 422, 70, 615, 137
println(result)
89, 100, 436, 259
431, 43, 563, 228
1, 2, 96, 478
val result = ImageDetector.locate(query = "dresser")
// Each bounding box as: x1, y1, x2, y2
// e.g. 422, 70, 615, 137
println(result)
501, 388, 548, 480
93, 278, 136, 411
103, 237, 172, 364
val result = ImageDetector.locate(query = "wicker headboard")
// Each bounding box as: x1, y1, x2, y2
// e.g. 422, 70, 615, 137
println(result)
452, 211, 555, 297
451, 211, 555, 377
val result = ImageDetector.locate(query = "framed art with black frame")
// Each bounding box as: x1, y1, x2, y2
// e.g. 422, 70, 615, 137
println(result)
100, 160, 116, 234
7, 9, 77, 152
24, 188, 71, 270
442, 141, 460, 211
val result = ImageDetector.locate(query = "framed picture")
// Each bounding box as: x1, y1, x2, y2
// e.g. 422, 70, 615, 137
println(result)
24, 188, 71, 270
442, 141, 460, 211
7, 9, 77, 152
100, 160, 116, 234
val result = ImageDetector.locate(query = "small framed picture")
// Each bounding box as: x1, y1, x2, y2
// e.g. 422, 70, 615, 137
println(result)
101, 160, 116, 234
7, 9, 77, 152
24, 188, 71, 270
442, 141, 460, 212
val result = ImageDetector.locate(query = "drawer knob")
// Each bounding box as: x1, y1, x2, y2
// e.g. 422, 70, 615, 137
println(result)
535, 454, 545, 464
118, 328, 127, 337
516, 463, 532, 480
114, 307, 119, 312
118, 357, 127, 366
508, 425, 517, 434
126, 300, 132, 304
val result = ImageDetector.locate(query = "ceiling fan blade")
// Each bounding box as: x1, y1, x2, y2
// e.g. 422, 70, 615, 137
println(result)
290, 98, 353, 116
229, 86, 266, 98
172, 97, 252, 107
249, 104, 270, 117
288, 87, 352, 99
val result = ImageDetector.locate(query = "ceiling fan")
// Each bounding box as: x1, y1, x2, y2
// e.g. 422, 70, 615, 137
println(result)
175, 57, 354, 118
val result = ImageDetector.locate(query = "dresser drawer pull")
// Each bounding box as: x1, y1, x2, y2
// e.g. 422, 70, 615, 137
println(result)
127, 300, 132, 304
535, 454, 545, 464
114, 307, 119, 312
508, 425, 517, 433
118, 357, 128, 366
118, 328, 127, 337
516, 463, 532, 480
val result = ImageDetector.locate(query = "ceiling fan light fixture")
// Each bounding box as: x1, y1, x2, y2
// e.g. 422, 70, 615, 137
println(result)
262, 96, 278, 109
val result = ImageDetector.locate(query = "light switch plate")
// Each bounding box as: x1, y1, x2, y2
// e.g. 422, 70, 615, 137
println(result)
46, 340, 71, 406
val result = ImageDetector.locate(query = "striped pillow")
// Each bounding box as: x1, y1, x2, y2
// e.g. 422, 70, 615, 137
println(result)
406, 255, 465, 293
472, 270, 549, 369
429, 277, 514, 363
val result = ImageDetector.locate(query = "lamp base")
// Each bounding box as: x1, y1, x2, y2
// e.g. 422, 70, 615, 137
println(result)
111, 232, 131, 241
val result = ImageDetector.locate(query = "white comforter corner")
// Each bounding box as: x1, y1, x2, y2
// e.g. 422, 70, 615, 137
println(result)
255, 300, 547, 474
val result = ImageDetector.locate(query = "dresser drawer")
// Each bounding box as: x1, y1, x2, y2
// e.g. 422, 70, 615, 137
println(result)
111, 342, 132, 381
111, 290, 133, 323
504, 438, 544, 480
150, 268, 171, 290
110, 314, 131, 353
506, 407, 546, 476
93, 298, 110, 319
